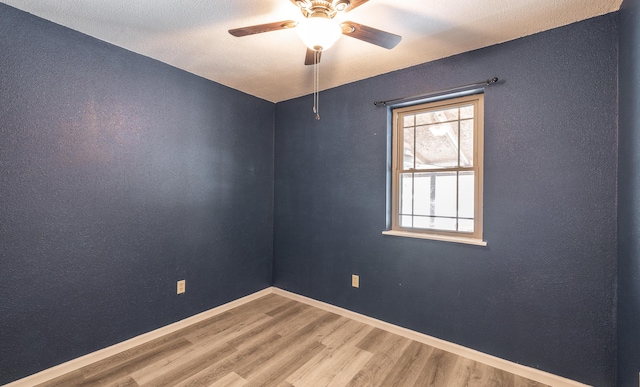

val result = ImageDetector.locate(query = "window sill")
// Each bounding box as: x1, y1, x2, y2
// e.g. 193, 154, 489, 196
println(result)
382, 230, 487, 246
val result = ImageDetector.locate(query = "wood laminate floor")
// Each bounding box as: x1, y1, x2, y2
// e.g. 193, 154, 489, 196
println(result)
36, 294, 549, 387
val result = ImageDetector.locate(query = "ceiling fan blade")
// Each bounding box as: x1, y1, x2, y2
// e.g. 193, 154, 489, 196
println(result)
341, 21, 402, 49
305, 48, 322, 65
229, 20, 297, 37
343, 0, 370, 13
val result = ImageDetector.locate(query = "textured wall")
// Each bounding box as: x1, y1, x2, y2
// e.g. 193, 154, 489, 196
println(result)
274, 14, 618, 386
618, 0, 640, 385
0, 4, 274, 384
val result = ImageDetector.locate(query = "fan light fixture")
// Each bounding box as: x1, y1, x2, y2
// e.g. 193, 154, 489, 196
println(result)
228, 0, 403, 120
296, 15, 342, 51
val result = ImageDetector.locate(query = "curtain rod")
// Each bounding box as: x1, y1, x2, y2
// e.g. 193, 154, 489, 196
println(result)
373, 77, 499, 107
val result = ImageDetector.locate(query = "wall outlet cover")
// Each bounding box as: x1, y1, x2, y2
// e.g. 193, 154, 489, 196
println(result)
177, 280, 186, 294
352, 275, 359, 288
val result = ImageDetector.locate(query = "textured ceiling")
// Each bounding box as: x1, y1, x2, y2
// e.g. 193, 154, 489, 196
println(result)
1, 0, 623, 102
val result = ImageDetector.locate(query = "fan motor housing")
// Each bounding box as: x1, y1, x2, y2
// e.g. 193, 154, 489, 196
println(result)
299, 1, 350, 19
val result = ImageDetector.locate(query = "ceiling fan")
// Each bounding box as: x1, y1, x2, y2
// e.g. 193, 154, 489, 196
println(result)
228, 0, 402, 65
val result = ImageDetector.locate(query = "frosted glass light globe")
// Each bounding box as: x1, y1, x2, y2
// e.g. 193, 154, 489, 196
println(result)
296, 16, 342, 51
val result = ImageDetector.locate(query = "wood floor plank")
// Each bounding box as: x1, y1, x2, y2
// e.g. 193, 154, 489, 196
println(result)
225, 303, 310, 351
264, 300, 300, 317
464, 361, 515, 387
170, 334, 283, 387
234, 312, 343, 379
126, 340, 204, 384
376, 340, 435, 387
272, 306, 328, 337
207, 372, 248, 387
184, 312, 272, 348
375, 332, 412, 358
415, 347, 458, 386
35, 369, 86, 387
355, 328, 387, 352
486, 367, 517, 387
244, 340, 326, 386
324, 349, 375, 387
320, 318, 374, 350
230, 294, 291, 317
346, 329, 412, 387
82, 338, 193, 385
447, 357, 482, 386
286, 344, 373, 387
139, 343, 236, 387
286, 319, 374, 386
183, 309, 272, 343
130, 336, 232, 385
104, 376, 140, 387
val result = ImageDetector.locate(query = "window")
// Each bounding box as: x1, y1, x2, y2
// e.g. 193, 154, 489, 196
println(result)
384, 94, 485, 245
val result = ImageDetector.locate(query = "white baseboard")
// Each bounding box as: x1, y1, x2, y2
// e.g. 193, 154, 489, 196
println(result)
272, 288, 590, 387
3, 288, 272, 387
5, 286, 589, 387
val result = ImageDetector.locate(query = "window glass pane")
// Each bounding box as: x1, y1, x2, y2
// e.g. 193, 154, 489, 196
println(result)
458, 172, 475, 219
460, 104, 474, 119
413, 172, 457, 217
414, 216, 456, 231
412, 216, 431, 229
458, 219, 474, 232
433, 217, 457, 231
403, 115, 415, 128
434, 172, 457, 217
399, 173, 413, 215
416, 107, 459, 125
460, 119, 474, 167
412, 173, 432, 216
400, 215, 413, 228
402, 127, 415, 170
415, 123, 459, 169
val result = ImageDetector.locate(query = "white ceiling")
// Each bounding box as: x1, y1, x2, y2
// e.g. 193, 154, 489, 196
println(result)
2, 0, 622, 102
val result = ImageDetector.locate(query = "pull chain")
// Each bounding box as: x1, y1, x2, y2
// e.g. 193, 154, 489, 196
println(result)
313, 48, 320, 120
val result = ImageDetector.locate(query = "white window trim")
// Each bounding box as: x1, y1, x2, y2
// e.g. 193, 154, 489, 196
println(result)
384, 93, 486, 246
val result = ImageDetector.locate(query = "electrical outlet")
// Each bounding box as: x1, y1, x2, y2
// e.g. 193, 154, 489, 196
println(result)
352, 274, 359, 288
177, 280, 186, 294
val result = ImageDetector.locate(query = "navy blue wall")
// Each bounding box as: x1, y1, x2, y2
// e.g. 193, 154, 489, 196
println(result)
618, 0, 640, 385
0, 4, 274, 384
274, 15, 618, 386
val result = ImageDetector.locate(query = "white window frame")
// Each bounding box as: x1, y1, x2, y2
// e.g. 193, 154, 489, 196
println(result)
383, 93, 486, 246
